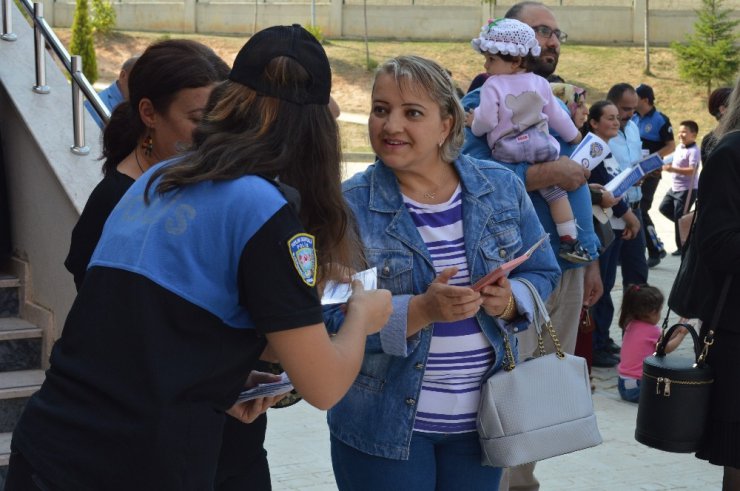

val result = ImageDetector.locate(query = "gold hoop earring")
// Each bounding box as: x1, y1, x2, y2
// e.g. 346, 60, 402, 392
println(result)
142, 133, 153, 157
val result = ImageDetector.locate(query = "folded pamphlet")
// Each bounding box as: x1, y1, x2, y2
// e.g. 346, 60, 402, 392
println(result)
236, 372, 293, 402
471, 235, 548, 291
604, 153, 663, 198
570, 132, 610, 171
321, 267, 378, 305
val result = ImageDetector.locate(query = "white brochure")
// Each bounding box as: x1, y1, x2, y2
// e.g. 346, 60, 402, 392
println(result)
320, 267, 378, 305
570, 132, 610, 170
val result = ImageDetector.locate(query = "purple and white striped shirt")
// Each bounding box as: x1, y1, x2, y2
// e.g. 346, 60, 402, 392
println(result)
403, 186, 493, 434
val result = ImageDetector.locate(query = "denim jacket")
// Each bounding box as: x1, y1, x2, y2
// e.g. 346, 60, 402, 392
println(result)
325, 155, 560, 460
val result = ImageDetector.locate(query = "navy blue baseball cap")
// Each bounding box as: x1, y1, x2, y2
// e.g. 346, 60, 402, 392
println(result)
229, 24, 331, 105
636, 84, 655, 103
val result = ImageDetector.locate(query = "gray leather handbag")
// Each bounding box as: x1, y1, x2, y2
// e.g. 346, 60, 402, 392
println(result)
477, 279, 603, 467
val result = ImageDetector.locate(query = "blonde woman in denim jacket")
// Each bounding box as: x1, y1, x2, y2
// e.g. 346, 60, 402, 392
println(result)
325, 56, 560, 491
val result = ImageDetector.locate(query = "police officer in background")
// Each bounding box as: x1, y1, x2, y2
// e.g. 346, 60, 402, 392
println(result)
631, 83, 675, 267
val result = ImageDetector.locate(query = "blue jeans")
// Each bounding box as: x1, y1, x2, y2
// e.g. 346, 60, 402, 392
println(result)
618, 206, 648, 287
592, 231, 623, 351
618, 377, 641, 403
331, 432, 502, 491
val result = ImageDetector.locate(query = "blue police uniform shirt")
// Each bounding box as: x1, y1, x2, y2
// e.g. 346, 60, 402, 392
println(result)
12, 159, 324, 490
631, 107, 673, 155
91, 164, 295, 328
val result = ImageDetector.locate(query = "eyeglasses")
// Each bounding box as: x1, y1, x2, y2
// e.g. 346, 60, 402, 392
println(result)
532, 25, 568, 43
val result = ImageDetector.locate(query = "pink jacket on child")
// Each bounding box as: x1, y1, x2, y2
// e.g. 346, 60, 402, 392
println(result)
471, 72, 579, 155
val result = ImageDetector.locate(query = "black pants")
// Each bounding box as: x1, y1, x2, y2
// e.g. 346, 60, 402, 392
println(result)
4, 444, 54, 491
5, 416, 272, 491
659, 189, 696, 250
215, 413, 272, 491
640, 173, 665, 258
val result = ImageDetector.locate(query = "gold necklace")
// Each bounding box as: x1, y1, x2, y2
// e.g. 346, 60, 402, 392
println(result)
423, 190, 437, 200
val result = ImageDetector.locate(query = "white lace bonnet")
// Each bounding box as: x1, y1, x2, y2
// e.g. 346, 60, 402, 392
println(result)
471, 18, 541, 57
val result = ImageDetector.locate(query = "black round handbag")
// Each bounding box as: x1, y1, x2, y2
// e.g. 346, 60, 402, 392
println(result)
635, 323, 714, 453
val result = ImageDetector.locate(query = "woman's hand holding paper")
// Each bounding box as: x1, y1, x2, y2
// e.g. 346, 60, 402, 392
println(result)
480, 276, 514, 318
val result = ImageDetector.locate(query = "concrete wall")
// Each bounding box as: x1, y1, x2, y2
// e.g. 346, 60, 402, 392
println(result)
0, 1, 103, 347
196, 1, 332, 36
40, 0, 740, 44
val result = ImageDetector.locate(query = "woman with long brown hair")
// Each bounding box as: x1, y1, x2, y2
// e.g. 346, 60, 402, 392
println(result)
6, 25, 391, 491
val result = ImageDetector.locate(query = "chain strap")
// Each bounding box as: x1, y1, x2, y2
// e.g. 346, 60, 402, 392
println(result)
500, 278, 564, 371
541, 320, 566, 359
502, 331, 516, 372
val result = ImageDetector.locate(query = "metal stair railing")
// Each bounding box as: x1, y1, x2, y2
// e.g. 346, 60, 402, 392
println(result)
1, 0, 109, 155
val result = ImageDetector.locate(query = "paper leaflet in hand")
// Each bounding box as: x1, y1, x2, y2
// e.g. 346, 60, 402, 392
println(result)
237, 372, 293, 402
570, 132, 610, 171
592, 204, 612, 224
320, 267, 377, 305
471, 235, 548, 292
604, 153, 663, 198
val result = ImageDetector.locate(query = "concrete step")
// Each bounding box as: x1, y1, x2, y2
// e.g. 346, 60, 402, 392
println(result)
0, 431, 9, 467
0, 318, 42, 371
0, 275, 20, 318
0, 275, 20, 288
0, 369, 44, 434
0, 369, 44, 400
0, 317, 41, 341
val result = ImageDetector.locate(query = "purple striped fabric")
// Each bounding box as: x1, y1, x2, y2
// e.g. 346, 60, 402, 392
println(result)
402, 188, 493, 434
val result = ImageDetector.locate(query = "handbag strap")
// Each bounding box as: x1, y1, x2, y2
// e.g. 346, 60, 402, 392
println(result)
660, 274, 731, 367
501, 278, 565, 368
521, 277, 550, 332
655, 322, 701, 359
696, 275, 732, 366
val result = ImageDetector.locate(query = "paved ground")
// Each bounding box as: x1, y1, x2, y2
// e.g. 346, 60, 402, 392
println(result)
261, 146, 723, 490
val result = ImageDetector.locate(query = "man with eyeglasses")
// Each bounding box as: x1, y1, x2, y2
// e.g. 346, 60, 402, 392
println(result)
461, 6, 602, 489
461, 3, 602, 489
506, 2, 567, 80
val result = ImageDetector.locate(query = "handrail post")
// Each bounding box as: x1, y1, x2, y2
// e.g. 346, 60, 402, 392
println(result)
32, 2, 50, 94
1, 0, 18, 41
70, 55, 90, 155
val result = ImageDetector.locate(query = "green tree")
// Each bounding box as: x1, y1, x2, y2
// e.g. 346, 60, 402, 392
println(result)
90, 0, 116, 36
672, 0, 739, 97
70, 0, 98, 83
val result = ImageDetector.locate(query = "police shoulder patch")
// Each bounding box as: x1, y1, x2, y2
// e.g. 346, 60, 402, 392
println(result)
288, 233, 317, 287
